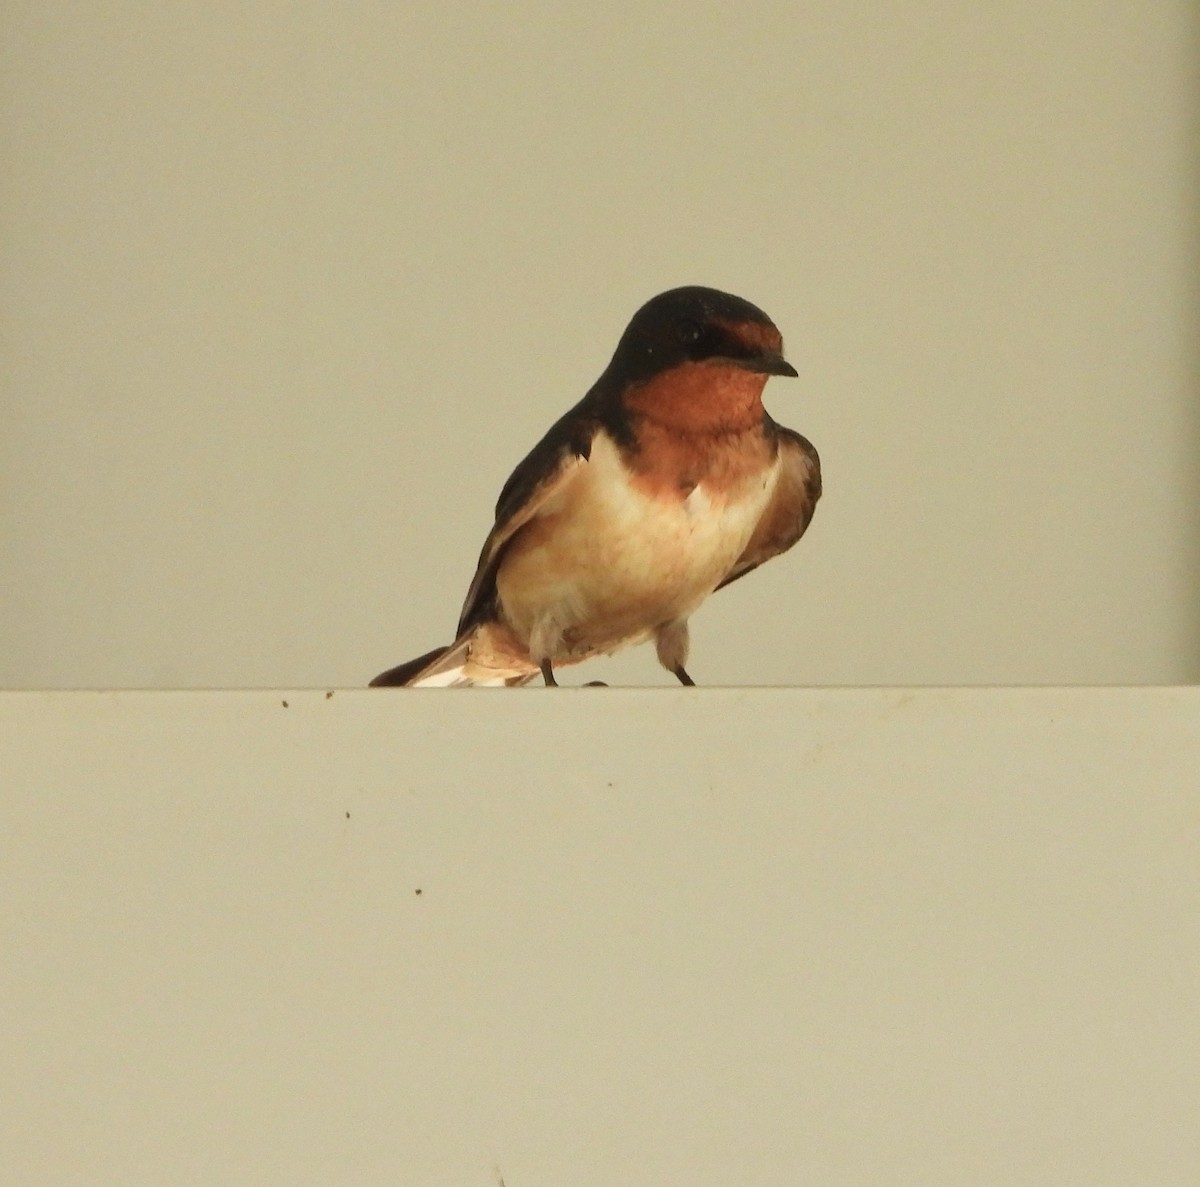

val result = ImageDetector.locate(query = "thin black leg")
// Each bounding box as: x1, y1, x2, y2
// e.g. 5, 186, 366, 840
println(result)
672, 665, 696, 687
540, 659, 558, 687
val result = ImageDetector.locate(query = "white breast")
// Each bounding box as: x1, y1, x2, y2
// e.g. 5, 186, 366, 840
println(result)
496, 433, 777, 661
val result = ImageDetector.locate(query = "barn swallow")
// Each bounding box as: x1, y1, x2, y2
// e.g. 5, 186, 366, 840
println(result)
370, 286, 821, 688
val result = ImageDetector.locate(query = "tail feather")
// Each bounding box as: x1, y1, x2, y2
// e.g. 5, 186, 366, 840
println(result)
369, 634, 538, 688
369, 645, 451, 687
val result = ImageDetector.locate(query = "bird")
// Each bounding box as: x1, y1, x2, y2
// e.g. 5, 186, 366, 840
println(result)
370, 285, 821, 688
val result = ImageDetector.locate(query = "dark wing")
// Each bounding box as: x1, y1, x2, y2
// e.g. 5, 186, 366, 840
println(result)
455, 398, 600, 636
715, 423, 821, 592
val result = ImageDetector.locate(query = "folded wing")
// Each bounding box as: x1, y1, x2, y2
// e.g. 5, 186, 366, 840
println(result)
716, 424, 821, 592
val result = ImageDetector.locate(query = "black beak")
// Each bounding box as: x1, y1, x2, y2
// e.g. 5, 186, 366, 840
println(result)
736, 351, 798, 378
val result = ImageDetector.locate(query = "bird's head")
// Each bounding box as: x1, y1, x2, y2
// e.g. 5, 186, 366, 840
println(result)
605, 287, 796, 433
610, 286, 797, 384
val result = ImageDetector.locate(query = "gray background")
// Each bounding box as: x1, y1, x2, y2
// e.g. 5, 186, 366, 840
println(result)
3, 3, 1197, 688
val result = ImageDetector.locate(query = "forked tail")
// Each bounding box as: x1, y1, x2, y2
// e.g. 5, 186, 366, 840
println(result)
369, 633, 538, 688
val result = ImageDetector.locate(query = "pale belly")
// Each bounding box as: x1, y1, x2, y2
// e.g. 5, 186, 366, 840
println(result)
495, 433, 777, 661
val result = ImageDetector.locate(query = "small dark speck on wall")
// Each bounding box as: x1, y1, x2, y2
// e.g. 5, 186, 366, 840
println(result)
281, 700, 289, 708
345, 811, 350, 819
415, 888, 422, 896
325, 690, 334, 699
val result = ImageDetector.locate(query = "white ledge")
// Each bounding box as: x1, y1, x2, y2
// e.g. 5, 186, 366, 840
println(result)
4, 688, 1199, 1185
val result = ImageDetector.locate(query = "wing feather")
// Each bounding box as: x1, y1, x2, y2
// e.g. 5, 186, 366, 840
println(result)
455, 400, 599, 635
715, 424, 821, 593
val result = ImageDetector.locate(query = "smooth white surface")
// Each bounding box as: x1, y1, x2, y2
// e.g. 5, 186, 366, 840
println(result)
2, 4, 1198, 688
3, 687, 1198, 1185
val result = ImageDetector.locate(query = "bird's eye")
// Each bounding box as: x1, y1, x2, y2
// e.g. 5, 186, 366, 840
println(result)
676, 319, 705, 348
